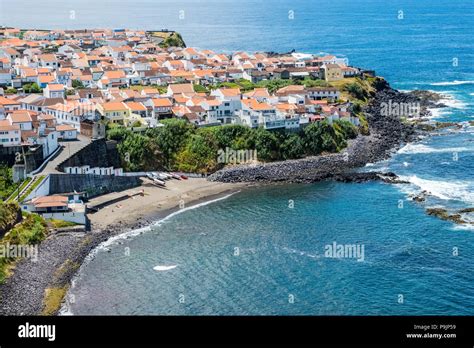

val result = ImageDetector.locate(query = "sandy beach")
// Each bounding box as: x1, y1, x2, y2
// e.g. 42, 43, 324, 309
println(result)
0, 178, 245, 315
88, 178, 245, 230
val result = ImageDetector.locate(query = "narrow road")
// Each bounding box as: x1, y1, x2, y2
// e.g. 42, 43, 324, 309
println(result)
37, 135, 91, 175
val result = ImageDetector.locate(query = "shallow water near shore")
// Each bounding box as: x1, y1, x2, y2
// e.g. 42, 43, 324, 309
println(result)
40, 0, 474, 314
64, 183, 474, 315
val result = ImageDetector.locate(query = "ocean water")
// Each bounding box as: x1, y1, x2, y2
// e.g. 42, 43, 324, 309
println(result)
4, 0, 472, 315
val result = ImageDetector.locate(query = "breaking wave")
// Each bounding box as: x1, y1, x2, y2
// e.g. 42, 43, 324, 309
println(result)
430, 80, 474, 86
397, 143, 470, 154
400, 175, 474, 204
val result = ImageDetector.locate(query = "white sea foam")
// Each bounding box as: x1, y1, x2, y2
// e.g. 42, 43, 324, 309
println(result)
427, 107, 450, 118
397, 143, 470, 154
153, 265, 178, 271
59, 190, 240, 315
399, 175, 474, 204
450, 224, 474, 231
430, 80, 474, 86
439, 97, 468, 110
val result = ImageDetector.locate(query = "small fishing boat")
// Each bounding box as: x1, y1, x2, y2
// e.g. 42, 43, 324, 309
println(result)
159, 172, 173, 180
156, 173, 169, 180
153, 178, 166, 187
170, 173, 182, 180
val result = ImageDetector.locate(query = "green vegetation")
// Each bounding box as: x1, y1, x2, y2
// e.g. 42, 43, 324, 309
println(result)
3, 212, 48, 245
193, 84, 209, 93
42, 258, 80, 315
0, 202, 21, 235
0, 212, 48, 283
107, 124, 164, 171
14, 179, 31, 200
329, 77, 374, 103
19, 175, 46, 203
107, 118, 358, 174
42, 286, 69, 316
72, 80, 85, 89
128, 84, 167, 94
42, 45, 59, 54
4, 88, 18, 94
211, 78, 331, 93
23, 83, 42, 94
158, 32, 186, 48
47, 219, 78, 229
54, 259, 80, 280
0, 165, 19, 201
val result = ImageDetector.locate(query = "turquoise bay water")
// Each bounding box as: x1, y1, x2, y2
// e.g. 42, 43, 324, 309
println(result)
65, 184, 474, 315
4, 0, 472, 314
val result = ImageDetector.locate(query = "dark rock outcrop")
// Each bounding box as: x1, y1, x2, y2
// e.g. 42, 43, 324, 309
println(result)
209, 80, 425, 184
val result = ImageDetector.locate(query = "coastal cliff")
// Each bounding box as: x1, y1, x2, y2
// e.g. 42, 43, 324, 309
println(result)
208, 80, 431, 183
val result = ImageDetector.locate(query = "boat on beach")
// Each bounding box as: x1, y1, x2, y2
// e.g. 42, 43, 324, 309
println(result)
146, 174, 166, 187
170, 173, 182, 180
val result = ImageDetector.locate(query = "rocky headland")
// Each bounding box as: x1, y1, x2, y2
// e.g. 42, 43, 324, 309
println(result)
209, 79, 445, 184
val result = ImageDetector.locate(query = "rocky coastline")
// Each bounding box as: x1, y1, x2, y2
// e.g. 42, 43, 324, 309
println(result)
209, 80, 442, 184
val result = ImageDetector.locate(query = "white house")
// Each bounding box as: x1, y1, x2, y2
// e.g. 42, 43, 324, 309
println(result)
44, 84, 65, 99
307, 87, 340, 101
0, 119, 21, 146
8, 111, 33, 131
0, 96, 21, 118
210, 88, 242, 123
56, 124, 78, 140
36, 54, 59, 69
23, 129, 59, 159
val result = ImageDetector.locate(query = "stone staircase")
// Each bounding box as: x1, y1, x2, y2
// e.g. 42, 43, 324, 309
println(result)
8, 175, 46, 203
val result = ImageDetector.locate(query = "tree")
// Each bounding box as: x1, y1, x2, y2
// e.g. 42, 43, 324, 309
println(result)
117, 133, 163, 171
72, 80, 85, 89
151, 118, 194, 168
23, 83, 42, 93
303, 122, 324, 155
176, 134, 218, 173
107, 126, 131, 142
213, 125, 250, 149
193, 84, 209, 93
246, 127, 280, 161
333, 119, 358, 140
303, 121, 344, 155
280, 133, 305, 159
131, 120, 143, 128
